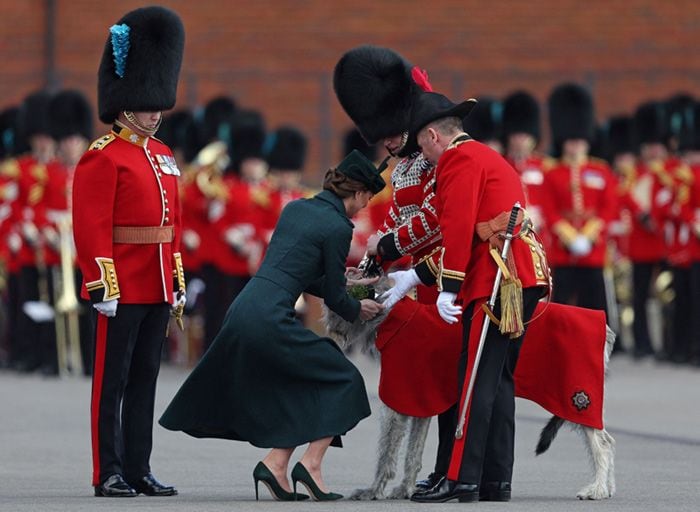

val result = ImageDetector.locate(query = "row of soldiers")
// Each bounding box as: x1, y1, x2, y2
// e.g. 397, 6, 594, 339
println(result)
0, 90, 393, 373
1, 83, 699, 374
466, 85, 700, 365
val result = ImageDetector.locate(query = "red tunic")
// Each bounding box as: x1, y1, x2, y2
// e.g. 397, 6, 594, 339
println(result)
540, 158, 619, 268
684, 164, 700, 263
72, 126, 183, 304
433, 138, 548, 306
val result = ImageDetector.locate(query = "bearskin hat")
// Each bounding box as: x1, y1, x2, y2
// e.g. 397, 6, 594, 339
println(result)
343, 127, 377, 162
0, 107, 27, 159
228, 109, 266, 172
158, 110, 198, 162
17, 90, 53, 140
548, 83, 595, 147
48, 90, 93, 142
665, 93, 694, 151
605, 115, 637, 160
201, 96, 237, 145
463, 97, 502, 143
98, 6, 185, 124
502, 90, 540, 142
333, 45, 426, 146
265, 126, 307, 171
633, 101, 668, 146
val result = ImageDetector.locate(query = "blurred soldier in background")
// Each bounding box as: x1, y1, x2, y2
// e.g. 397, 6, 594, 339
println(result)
203, 109, 271, 351
10, 90, 57, 374
0, 107, 26, 368
626, 101, 674, 359
542, 84, 618, 323
501, 90, 554, 251
46, 89, 94, 375
463, 96, 503, 154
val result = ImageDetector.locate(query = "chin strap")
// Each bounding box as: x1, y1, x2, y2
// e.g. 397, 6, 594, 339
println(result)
123, 111, 162, 136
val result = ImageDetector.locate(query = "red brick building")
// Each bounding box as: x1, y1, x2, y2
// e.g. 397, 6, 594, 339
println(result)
1, 0, 699, 181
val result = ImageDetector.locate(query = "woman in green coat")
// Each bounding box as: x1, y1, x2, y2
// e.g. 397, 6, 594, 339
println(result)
159, 150, 385, 501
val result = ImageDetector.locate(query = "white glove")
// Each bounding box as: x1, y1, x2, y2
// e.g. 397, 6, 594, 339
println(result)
7, 232, 22, 254
182, 229, 201, 251
379, 269, 421, 309
172, 289, 187, 310
569, 235, 592, 257
93, 299, 118, 317
208, 199, 225, 222
436, 291, 461, 324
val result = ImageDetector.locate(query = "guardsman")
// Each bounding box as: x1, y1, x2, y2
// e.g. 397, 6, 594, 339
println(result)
625, 101, 675, 359
202, 109, 270, 350
72, 6, 184, 497
10, 90, 56, 374
541, 84, 618, 318
501, 90, 555, 251
46, 89, 94, 375
334, 45, 458, 493
0, 107, 25, 368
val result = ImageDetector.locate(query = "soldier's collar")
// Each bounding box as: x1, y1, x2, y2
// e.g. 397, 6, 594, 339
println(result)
112, 121, 149, 147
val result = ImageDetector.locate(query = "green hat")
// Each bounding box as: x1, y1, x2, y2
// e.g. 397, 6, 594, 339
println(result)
337, 149, 386, 194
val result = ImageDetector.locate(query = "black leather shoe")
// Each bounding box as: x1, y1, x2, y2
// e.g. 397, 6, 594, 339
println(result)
415, 472, 444, 491
480, 481, 511, 501
128, 473, 178, 496
410, 478, 479, 503
94, 474, 137, 497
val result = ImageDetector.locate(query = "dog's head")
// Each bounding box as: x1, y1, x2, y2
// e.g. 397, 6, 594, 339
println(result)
323, 272, 393, 354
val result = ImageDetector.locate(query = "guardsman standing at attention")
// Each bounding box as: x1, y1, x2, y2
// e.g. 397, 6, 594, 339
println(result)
541, 84, 618, 316
72, 6, 185, 497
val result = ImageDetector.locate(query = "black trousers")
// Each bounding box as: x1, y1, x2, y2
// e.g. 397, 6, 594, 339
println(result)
90, 303, 169, 486
670, 266, 692, 361
16, 265, 57, 371
551, 265, 607, 312
631, 262, 657, 356
451, 287, 541, 484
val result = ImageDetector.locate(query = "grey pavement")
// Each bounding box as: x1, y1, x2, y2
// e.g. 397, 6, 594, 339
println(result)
1, 352, 700, 512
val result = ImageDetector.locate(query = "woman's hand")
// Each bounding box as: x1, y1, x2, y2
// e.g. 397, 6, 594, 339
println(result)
359, 299, 384, 321
347, 275, 380, 287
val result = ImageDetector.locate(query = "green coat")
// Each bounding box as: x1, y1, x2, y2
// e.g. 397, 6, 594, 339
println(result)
159, 190, 371, 448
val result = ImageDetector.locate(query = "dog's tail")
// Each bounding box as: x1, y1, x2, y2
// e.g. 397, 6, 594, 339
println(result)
535, 415, 565, 455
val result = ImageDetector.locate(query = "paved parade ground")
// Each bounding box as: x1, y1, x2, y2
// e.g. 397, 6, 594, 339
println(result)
2, 353, 699, 512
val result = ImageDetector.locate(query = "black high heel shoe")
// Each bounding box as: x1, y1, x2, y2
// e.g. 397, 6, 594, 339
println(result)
252, 462, 309, 501
291, 462, 343, 501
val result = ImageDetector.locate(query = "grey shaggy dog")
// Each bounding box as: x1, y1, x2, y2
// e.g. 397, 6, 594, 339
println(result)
324, 274, 616, 500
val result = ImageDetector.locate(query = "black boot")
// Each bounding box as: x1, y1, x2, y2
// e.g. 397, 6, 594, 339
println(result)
127, 473, 178, 496
414, 472, 444, 492
94, 474, 137, 497
410, 478, 479, 503
479, 481, 511, 501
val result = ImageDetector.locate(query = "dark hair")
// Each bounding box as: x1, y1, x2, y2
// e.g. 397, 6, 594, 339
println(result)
322, 168, 368, 198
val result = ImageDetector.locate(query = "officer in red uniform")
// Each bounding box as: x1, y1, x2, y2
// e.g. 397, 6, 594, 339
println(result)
408, 91, 548, 504
72, 6, 184, 497
541, 84, 618, 315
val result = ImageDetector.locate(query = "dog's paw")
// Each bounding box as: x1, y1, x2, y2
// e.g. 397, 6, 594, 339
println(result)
349, 488, 382, 501
386, 485, 412, 500
576, 483, 611, 500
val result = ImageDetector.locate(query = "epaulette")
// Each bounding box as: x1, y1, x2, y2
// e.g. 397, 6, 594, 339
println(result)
0, 158, 20, 179
89, 134, 116, 151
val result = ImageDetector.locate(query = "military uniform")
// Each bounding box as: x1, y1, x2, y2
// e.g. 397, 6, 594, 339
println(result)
72, 6, 185, 496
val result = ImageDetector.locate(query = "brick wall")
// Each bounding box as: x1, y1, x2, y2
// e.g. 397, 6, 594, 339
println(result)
1, 0, 699, 182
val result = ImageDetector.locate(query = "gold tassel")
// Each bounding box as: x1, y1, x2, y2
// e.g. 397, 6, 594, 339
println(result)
499, 276, 524, 339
